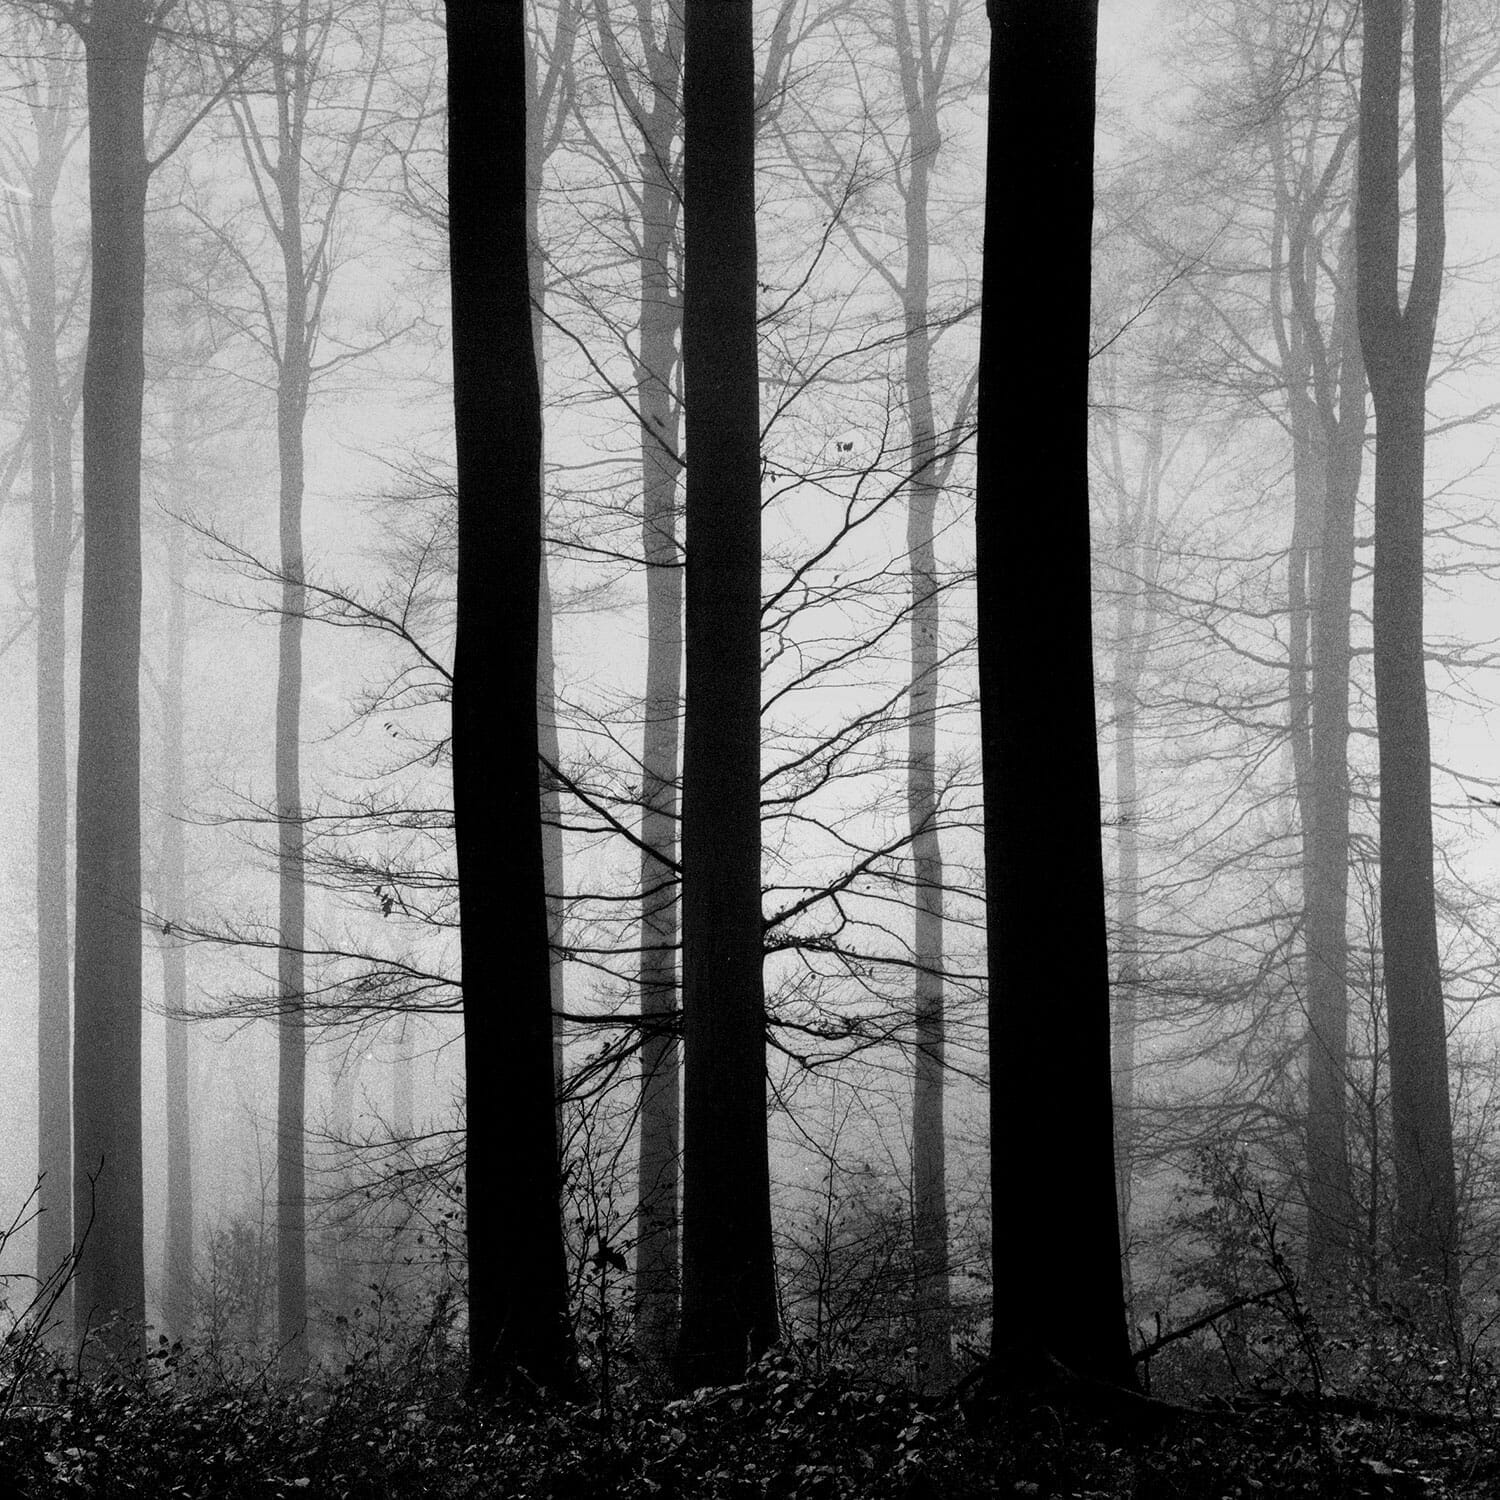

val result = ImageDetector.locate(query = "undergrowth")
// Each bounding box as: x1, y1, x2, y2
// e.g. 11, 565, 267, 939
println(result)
3, 1337, 1500, 1499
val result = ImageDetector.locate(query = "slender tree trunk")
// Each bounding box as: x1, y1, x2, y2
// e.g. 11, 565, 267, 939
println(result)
1259, 60, 1362, 1288
446, 0, 576, 1394
1284, 352, 1338, 1263
385, 1024, 414, 1287
979, 0, 1131, 1385
902, 155, 951, 1401
73, 0, 151, 1360
326, 1047, 355, 1327
525, 53, 568, 1095
1287, 383, 1315, 864
678, 0, 778, 1389
631, 7, 685, 1377
887, 0, 951, 1391
162, 512, 193, 1343
24, 86, 75, 1327
1107, 405, 1162, 1308
217, 0, 390, 1367
273, 27, 311, 1375
1110, 609, 1139, 1303
1303, 234, 1363, 1287
1356, 0, 1456, 1304
538, 557, 567, 1091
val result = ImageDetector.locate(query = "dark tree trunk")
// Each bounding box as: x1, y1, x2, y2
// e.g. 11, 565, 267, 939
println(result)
677, 0, 778, 1389
73, 0, 152, 1360
979, 0, 1131, 1386
445, 0, 576, 1395
1356, 0, 1457, 1303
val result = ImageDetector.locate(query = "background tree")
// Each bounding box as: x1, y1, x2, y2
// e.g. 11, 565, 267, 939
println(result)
1083, 0, 1500, 1332
891, 0, 962, 1388
585, 0, 686, 1376
198, 0, 392, 1377
1092, 359, 1168, 1299
160, 499, 194, 1343
0, 28, 83, 1329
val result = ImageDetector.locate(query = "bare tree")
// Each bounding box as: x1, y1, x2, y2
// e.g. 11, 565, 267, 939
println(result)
159, 479, 193, 1343
0, 27, 83, 1332
585, 0, 686, 1376
189, 0, 393, 1372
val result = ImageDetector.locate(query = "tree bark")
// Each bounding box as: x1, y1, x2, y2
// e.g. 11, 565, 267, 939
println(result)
73, 0, 152, 1360
446, 0, 576, 1395
979, 0, 1132, 1386
677, 0, 778, 1388
1356, 0, 1457, 1303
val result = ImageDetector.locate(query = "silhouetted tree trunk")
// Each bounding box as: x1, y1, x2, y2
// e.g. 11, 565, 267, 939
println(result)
18, 51, 77, 1328
978, 0, 1131, 1386
161, 510, 193, 1343
677, 0, 778, 1389
446, 0, 576, 1394
73, 0, 153, 1359
1356, 0, 1456, 1301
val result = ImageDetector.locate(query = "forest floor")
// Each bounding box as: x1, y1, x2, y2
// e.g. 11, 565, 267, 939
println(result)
3, 1339, 1500, 1498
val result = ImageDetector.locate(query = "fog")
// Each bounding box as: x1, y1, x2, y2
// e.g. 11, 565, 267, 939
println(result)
0, 0, 1498, 1469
